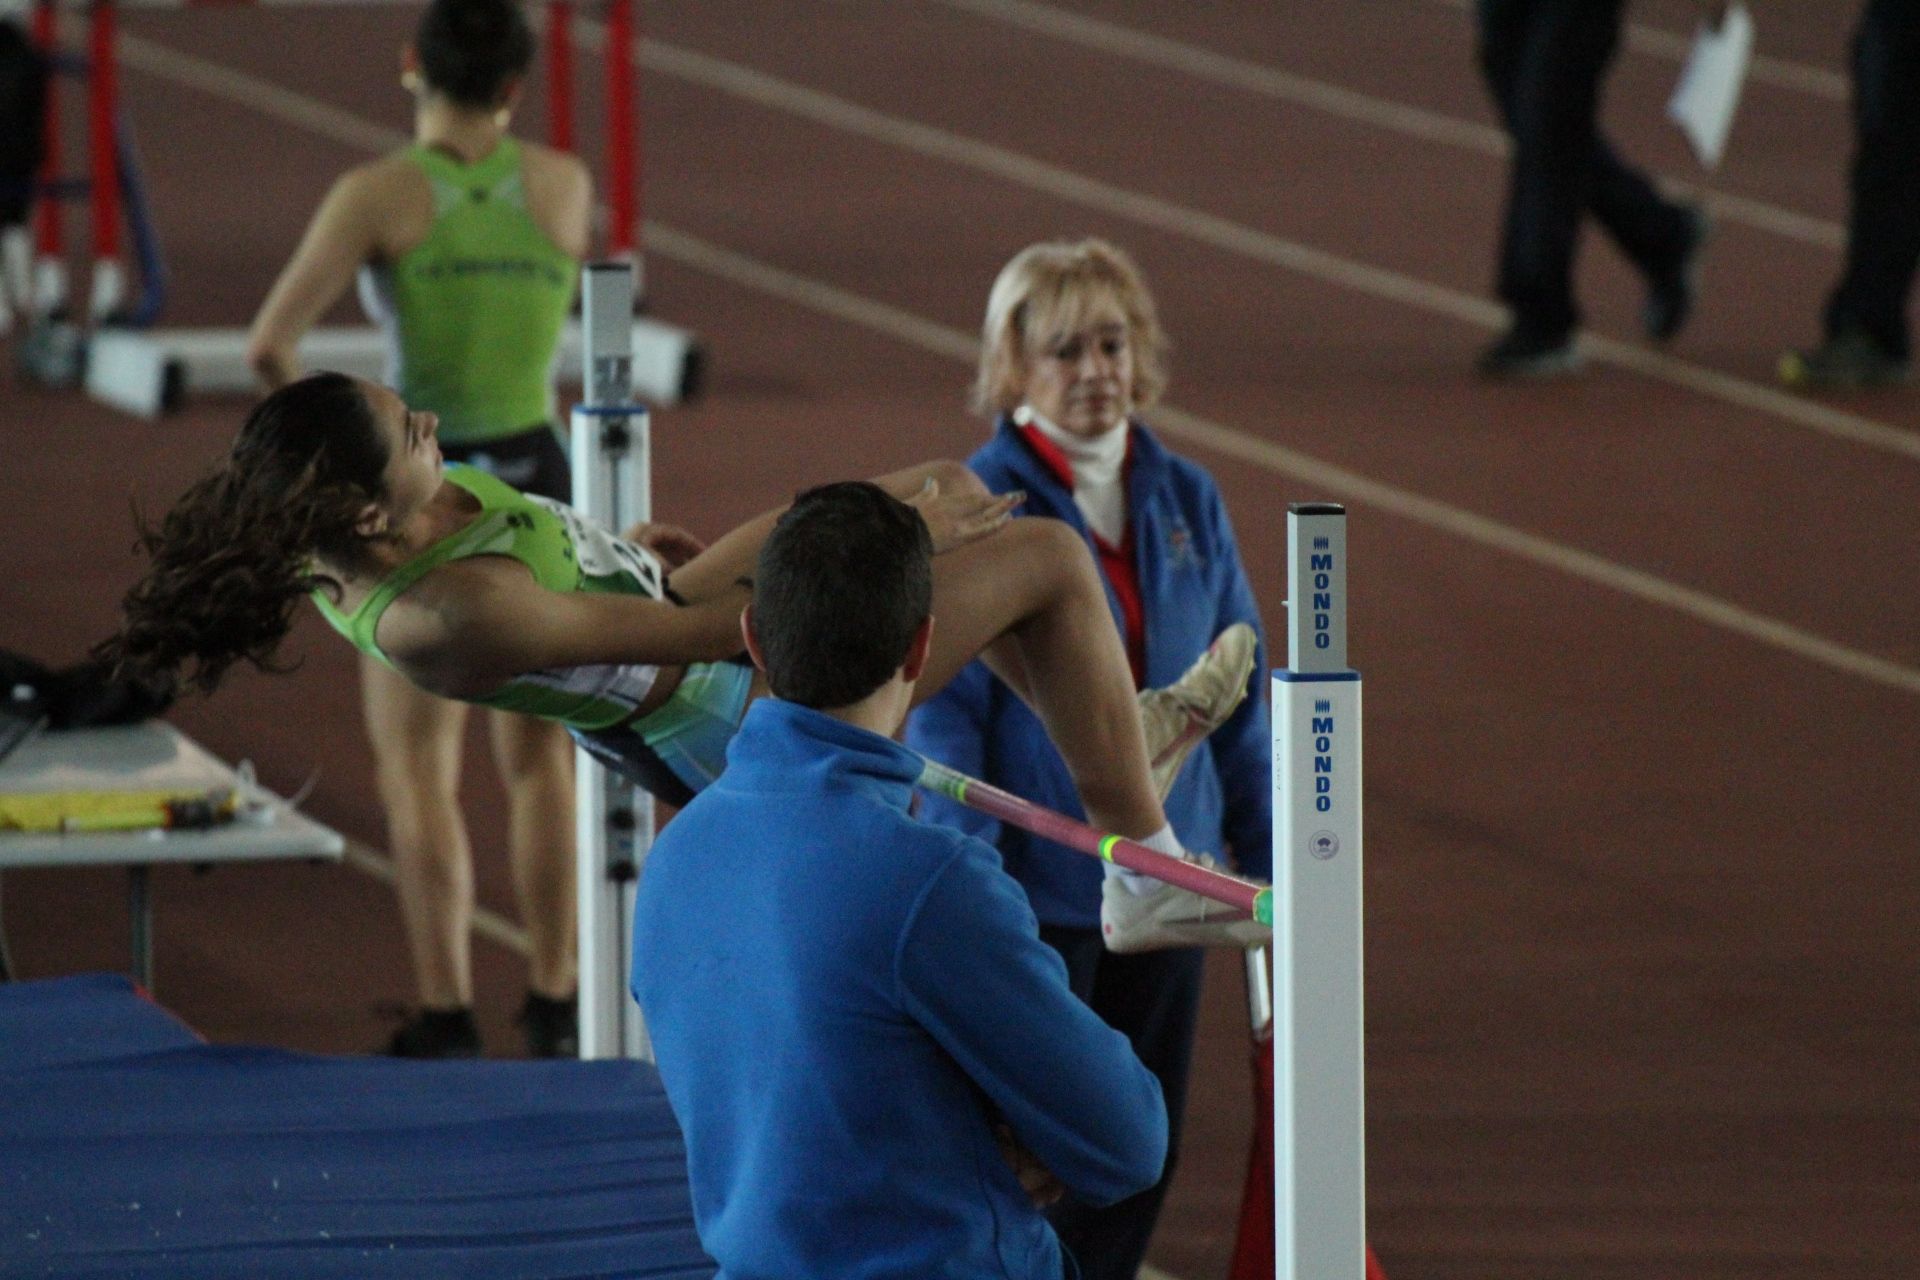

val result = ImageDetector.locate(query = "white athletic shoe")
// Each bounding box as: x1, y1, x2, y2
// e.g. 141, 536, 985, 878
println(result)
1099, 854, 1271, 953
1138, 623, 1258, 800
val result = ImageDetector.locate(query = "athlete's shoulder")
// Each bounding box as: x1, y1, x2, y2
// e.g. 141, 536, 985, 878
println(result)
518, 142, 592, 211
518, 140, 591, 185
347, 149, 431, 199
327, 151, 432, 248
515, 142, 593, 258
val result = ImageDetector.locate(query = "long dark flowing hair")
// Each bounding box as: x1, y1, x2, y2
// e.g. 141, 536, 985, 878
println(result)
99, 373, 392, 696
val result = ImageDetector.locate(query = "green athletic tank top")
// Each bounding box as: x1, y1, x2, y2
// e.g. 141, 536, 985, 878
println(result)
367, 139, 577, 445
313, 465, 668, 730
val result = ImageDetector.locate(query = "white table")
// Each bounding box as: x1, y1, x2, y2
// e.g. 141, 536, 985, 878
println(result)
0, 721, 344, 990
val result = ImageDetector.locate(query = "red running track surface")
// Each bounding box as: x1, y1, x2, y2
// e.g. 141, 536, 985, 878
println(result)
3, 4, 1916, 1277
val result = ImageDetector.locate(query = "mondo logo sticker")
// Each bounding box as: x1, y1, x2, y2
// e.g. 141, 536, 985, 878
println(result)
1308, 830, 1341, 860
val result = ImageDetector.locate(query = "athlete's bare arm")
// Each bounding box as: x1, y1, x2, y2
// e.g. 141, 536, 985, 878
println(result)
373, 475, 1017, 701
246, 157, 431, 388
376, 555, 750, 701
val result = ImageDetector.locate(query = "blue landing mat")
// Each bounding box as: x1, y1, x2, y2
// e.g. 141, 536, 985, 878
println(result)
0, 973, 199, 1072
0, 976, 715, 1280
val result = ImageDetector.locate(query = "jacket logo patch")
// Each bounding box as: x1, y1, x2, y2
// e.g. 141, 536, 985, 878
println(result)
1166, 522, 1198, 569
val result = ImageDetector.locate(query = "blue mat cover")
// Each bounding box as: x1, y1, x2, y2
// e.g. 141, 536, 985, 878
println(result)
0, 976, 715, 1279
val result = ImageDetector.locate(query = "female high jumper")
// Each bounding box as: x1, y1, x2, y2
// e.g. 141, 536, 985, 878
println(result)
104, 372, 1258, 953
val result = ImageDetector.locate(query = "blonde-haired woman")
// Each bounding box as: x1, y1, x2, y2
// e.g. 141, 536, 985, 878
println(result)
909, 239, 1270, 1280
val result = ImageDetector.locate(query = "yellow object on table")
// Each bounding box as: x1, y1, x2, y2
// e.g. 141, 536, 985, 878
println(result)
0, 787, 237, 834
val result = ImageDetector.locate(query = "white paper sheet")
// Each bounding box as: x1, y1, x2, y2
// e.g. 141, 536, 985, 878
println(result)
1668, 3, 1755, 169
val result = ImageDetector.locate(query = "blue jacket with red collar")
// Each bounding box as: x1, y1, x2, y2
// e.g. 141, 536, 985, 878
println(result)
906, 417, 1271, 928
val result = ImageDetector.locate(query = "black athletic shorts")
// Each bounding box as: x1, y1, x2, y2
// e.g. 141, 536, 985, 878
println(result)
442, 424, 571, 503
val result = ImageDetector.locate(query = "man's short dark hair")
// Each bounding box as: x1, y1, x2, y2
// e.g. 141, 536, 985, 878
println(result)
416, 0, 534, 109
752, 481, 933, 710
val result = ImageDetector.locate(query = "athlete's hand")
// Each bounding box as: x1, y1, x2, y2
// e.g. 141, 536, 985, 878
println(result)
625, 521, 707, 569
906, 478, 1023, 554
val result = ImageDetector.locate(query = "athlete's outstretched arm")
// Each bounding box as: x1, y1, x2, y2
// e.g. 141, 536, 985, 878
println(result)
378, 557, 752, 700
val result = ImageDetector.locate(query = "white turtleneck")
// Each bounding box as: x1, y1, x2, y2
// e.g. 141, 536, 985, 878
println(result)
1014, 405, 1129, 544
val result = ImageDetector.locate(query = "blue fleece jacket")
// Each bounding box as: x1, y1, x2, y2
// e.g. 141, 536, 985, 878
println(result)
631, 699, 1167, 1280
906, 418, 1272, 929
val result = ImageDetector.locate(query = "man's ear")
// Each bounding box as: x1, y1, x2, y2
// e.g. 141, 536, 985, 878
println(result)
740, 605, 769, 673
353, 502, 389, 540
900, 616, 935, 684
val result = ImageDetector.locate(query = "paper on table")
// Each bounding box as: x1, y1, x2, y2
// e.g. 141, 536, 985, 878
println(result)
1668, 2, 1755, 169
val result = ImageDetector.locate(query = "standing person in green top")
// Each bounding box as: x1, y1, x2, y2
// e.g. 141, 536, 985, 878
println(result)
244, 0, 590, 1059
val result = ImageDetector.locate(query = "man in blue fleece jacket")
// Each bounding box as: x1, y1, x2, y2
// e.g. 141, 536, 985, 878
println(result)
631, 481, 1168, 1280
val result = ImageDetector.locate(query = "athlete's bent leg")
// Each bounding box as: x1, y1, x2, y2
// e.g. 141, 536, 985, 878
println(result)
665, 460, 990, 604
916, 517, 1168, 842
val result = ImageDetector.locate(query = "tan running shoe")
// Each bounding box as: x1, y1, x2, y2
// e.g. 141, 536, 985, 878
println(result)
1138, 623, 1258, 800
1100, 855, 1271, 953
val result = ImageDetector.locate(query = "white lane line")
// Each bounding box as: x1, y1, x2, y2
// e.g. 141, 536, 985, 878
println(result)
942, 0, 1511, 154
118, 34, 1920, 698
931, 0, 1843, 250
581, 29, 1916, 464
1422, 0, 1850, 100
120, 35, 409, 149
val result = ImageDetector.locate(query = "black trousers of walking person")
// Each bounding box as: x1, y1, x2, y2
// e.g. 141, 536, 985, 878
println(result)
1476, 0, 1697, 343
1825, 0, 1920, 361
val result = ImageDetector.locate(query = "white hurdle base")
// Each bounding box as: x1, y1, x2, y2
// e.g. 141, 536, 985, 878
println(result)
86, 328, 188, 418
80, 317, 704, 418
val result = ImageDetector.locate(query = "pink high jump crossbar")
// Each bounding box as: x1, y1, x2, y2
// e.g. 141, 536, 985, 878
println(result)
914, 755, 1274, 926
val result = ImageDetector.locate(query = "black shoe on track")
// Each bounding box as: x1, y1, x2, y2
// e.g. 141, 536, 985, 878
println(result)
383, 1006, 482, 1059
1476, 326, 1581, 378
1644, 204, 1710, 343
1779, 329, 1911, 390
518, 991, 579, 1059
